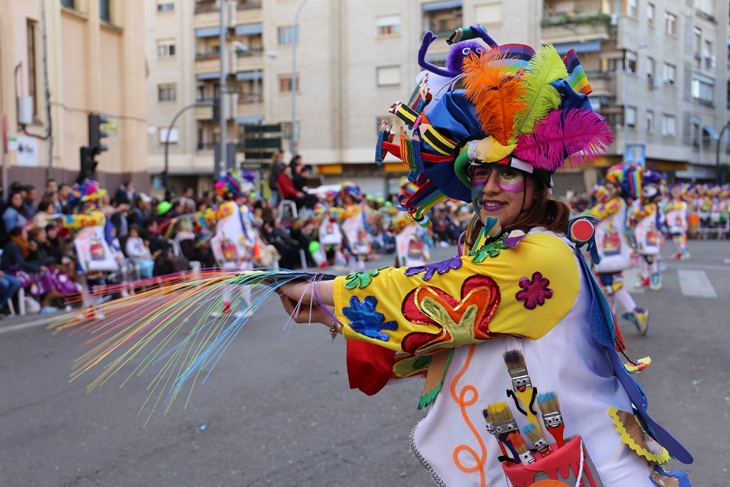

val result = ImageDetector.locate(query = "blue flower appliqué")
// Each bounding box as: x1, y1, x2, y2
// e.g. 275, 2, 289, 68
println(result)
342, 295, 397, 342
405, 256, 462, 281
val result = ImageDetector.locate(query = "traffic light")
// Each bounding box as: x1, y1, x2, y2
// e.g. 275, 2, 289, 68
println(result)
78, 146, 98, 183
88, 113, 109, 155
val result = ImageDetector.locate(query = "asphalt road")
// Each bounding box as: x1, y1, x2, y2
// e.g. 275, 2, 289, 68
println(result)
0, 240, 728, 487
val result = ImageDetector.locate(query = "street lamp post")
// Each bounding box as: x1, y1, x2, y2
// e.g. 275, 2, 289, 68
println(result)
291, 0, 309, 156
715, 122, 730, 183
163, 102, 213, 191
623, 42, 649, 160
218, 0, 228, 177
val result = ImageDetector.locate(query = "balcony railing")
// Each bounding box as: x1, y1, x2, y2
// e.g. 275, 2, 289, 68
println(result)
238, 93, 263, 103
540, 12, 611, 28
194, 2, 217, 14
238, 0, 262, 10
196, 52, 220, 60
197, 142, 217, 150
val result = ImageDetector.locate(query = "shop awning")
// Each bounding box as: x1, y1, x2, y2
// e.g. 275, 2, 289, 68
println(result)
195, 27, 221, 38
235, 23, 263, 36
236, 70, 263, 81
422, 1, 462, 12
553, 40, 602, 55
197, 72, 220, 81
703, 125, 720, 140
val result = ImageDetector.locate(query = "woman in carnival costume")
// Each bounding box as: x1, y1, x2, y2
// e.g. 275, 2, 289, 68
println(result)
57, 27, 692, 487
629, 171, 664, 291
587, 164, 649, 336
274, 31, 692, 486
665, 185, 690, 260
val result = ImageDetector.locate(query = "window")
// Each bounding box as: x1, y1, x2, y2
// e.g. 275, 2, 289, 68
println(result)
376, 16, 401, 36
692, 75, 714, 103
157, 1, 174, 12
704, 39, 714, 68
693, 27, 702, 55
647, 3, 654, 25
628, 0, 637, 17
646, 110, 654, 133
158, 83, 176, 102
377, 66, 400, 86
27, 20, 38, 117
663, 63, 676, 84
626, 107, 637, 128
157, 39, 176, 58
697, 0, 714, 14
279, 75, 299, 93
646, 56, 655, 78
159, 127, 178, 144
100, 0, 111, 23
475, 3, 503, 25
664, 11, 676, 34
61, 0, 75, 8
662, 114, 676, 136
691, 119, 701, 147
625, 51, 637, 73
278, 26, 299, 45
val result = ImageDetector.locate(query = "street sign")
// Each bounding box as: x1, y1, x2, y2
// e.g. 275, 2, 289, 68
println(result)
625, 143, 646, 167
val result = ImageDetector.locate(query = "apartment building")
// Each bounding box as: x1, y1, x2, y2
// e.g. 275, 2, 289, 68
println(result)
0, 0, 148, 191
145, 0, 729, 196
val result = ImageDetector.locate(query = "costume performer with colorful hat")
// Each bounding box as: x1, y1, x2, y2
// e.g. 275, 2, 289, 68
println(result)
587, 164, 649, 335
55, 25, 692, 487
392, 180, 432, 268
629, 171, 664, 291
665, 186, 690, 260
338, 181, 369, 273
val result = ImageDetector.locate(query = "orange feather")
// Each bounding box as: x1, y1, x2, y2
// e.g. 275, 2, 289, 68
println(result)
463, 51, 526, 146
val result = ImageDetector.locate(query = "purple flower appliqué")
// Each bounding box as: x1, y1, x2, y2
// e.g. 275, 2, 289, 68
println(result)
515, 272, 554, 310
404, 256, 463, 281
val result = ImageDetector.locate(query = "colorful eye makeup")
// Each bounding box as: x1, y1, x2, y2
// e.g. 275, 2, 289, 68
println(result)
471, 166, 526, 194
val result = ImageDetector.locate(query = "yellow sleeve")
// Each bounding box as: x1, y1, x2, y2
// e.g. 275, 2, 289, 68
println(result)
334, 233, 580, 355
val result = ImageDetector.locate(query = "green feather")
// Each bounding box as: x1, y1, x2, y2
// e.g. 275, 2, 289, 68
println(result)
512, 44, 568, 139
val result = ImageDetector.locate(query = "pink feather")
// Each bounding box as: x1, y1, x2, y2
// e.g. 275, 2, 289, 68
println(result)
513, 109, 614, 171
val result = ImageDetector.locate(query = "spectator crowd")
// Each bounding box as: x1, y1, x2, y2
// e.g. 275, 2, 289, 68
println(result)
0, 156, 474, 318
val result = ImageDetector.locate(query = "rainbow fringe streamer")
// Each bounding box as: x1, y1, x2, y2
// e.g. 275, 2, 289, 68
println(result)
50, 270, 336, 423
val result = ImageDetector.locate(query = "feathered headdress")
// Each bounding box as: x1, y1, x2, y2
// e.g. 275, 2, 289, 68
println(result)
375, 27, 613, 217
605, 163, 643, 200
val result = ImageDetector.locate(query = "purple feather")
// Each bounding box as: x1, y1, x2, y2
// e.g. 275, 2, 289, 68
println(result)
513, 109, 613, 172
446, 41, 485, 74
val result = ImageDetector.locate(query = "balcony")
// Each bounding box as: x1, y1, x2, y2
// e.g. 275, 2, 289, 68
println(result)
195, 52, 221, 73
584, 71, 615, 96
238, 93, 263, 104
541, 12, 613, 44
197, 141, 217, 151
195, 104, 214, 120
194, 1, 217, 14
237, 0, 261, 10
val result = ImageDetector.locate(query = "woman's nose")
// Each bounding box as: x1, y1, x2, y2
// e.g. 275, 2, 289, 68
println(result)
481, 171, 501, 194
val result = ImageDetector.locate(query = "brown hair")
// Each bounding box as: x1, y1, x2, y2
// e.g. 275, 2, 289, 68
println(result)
28, 227, 44, 241
504, 184, 571, 235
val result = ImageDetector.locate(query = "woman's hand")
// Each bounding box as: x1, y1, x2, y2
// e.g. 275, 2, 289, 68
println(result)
277, 289, 337, 329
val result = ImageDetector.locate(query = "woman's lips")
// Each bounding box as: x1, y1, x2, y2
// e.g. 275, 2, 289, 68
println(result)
481, 200, 505, 211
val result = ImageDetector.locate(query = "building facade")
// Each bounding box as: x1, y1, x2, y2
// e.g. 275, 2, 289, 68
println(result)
0, 0, 148, 192
145, 0, 730, 197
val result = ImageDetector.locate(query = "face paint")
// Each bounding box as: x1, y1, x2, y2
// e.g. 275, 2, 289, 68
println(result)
470, 166, 526, 194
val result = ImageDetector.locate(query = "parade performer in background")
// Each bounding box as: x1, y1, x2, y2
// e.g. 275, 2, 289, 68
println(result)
630, 171, 664, 291
210, 169, 256, 316
665, 186, 690, 260
54, 28, 692, 487
339, 182, 368, 273
587, 164, 649, 335
392, 180, 431, 268
62, 180, 118, 318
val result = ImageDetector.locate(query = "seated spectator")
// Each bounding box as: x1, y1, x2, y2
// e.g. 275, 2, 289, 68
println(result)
125, 225, 155, 279
3, 191, 30, 232
144, 218, 188, 276
261, 220, 303, 269
277, 166, 318, 210
27, 227, 78, 302
44, 223, 76, 280
57, 184, 71, 214
130, 193, 152, 229
175, 219, 216, 269
34, 201, 56, 228
115, 181, 135, 206
23, 186, 37, 217
0, 269, 20, 317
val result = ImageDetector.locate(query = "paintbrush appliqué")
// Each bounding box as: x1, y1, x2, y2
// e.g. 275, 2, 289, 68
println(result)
522, 423, 552, 457
537, 391, 566, 448
487, 402, 521, 461
507, 432, 536, 465
503, 349, 542, 435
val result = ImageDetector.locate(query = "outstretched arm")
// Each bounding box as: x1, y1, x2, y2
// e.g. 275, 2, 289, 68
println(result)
469, 24, 498, 48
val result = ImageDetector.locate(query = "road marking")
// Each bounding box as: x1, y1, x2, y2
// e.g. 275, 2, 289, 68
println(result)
678, 270, 718, 298
0, 313, 71, 336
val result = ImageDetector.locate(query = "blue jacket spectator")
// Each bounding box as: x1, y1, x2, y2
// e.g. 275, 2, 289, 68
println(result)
2, 192, 29, 233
